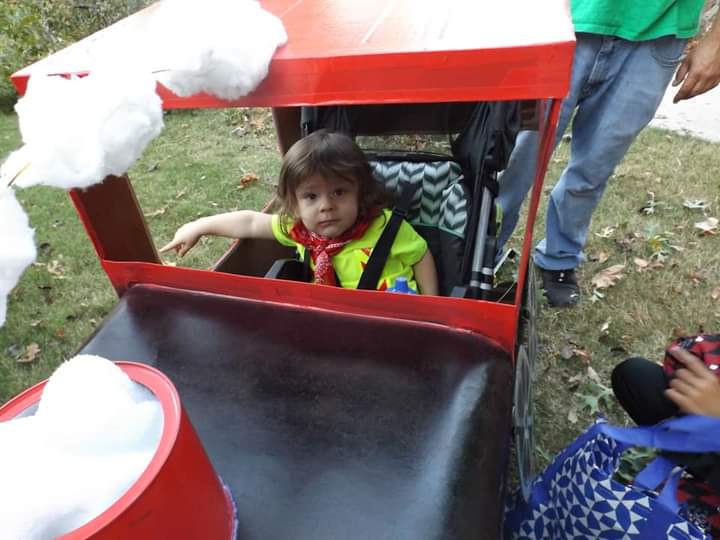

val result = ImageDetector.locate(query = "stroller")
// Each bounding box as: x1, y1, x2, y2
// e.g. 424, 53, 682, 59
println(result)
6, 1, 575, 538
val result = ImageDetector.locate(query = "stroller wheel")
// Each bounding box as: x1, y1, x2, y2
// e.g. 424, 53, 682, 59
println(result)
513, 264, 538, 501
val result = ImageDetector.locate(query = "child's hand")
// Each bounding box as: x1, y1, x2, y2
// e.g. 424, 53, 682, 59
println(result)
159, 222, 204, 257
665, 346, 720, 417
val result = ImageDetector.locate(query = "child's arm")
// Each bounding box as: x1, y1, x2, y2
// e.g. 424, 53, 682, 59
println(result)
413, 251, 438, 296
159, 211, 275, 257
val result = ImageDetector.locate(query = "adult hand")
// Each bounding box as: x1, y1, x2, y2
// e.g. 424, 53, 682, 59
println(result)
665, 346, 720, 417
673, 22, 720, 102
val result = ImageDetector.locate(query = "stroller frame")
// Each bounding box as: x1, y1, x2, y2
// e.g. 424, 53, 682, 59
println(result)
11, 1, 575, 536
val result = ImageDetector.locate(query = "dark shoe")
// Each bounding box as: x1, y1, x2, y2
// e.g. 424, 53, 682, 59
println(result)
539, 267, 580, 307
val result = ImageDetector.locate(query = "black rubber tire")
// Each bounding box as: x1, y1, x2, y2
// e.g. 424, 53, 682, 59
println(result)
513, 264, 538, 501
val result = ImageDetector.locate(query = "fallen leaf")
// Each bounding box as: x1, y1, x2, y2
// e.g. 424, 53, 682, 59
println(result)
145, 207, 166, 218
639, 191, 658, 215
146, 162, 160, 173
589, 251, 610, 264
587, 366, 602, 386
17, 343, 41, 364
689, 269, 708, 284
672, 327, 689, 339
579, 385, 613, 415
711, 287, 720, 301
650, 252, 668, 265
595, 226, 616, 239
573, 348, 592, 364
29, 319, 43, 327
591, 264, 626, 289
175, 187, 188, 199
567, 373, 583, 388
683, 199, 708, 210
695, 217, 718, 235
600, 320, 610, 334
633, 258, 650, 272
46, 259, 65, 278
239, 173, 259, 189
567, 407, 579, 424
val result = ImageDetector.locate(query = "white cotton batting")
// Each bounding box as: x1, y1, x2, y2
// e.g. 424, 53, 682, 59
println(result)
0, 186, 37, 327
0, 355, 163, 539
152, 0, 287, 100
4, 69, 163, 190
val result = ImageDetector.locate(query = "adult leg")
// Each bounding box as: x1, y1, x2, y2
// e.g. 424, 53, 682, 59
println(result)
611, 357, 678, 425
534, 35, 687, 272
496, 34, 601, 253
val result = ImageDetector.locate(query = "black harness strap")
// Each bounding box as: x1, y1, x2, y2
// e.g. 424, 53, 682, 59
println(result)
357, 180, 417, 290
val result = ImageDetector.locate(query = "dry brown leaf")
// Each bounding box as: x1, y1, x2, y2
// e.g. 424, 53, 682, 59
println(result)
695, 217, 718, 235
239, 173, 259, 189
689, 269, 708, 284
711, 287, 720, 301
145, 207, 166, 218
573, 348, 592, 364
17, 343, 41, 364
591, 264, 626, 289
683, 199, 708, 210
46, 259, 65, 278
594, 226, 616, 239
589, 251, 610, 264
633, 258, 650, 272
671, 327, 689, 339
616, 234, 637, 252
587, 366, 602, 385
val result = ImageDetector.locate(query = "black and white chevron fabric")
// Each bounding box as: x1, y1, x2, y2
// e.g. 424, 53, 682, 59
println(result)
370, 160, 468, 239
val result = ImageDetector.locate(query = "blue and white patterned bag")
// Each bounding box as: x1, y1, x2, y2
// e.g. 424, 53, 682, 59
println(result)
505, 416, 720, 539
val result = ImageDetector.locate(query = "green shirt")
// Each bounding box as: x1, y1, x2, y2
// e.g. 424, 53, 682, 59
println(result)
272, 209, 428, 291
571, 0, 704, 41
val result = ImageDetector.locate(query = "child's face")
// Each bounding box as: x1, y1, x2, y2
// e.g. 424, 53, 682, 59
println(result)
294, 174, 359, 239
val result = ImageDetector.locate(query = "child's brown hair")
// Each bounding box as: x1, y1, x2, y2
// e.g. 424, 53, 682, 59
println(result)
276, 130, 388, 227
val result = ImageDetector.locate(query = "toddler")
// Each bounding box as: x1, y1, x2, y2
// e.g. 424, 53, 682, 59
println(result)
160, 130, 438, 295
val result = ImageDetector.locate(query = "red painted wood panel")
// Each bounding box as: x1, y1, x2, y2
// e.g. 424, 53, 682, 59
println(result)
11, 0, 574, 106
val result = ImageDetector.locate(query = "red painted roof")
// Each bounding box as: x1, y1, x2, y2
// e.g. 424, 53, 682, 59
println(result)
12, 0, 574, 107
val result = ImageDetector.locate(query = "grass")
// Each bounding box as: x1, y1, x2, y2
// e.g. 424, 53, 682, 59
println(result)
2, 109, 720, 467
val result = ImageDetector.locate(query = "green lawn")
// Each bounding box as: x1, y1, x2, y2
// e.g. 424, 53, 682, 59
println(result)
1, 109, 719, 464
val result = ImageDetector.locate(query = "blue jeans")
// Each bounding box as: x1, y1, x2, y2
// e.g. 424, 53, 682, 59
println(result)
497, 33, 687, 271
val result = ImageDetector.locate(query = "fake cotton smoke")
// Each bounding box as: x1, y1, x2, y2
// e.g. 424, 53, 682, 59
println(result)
1, 68, 163, 190
151, 0, 287, 100
0, 355, 163, 539
0, 186, 36, 327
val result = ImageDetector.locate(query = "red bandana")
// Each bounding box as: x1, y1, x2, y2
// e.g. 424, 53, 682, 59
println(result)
289, 219, 372, 286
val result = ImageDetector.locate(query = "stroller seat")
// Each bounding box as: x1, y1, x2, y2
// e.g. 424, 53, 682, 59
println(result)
369, 156, 468, 295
